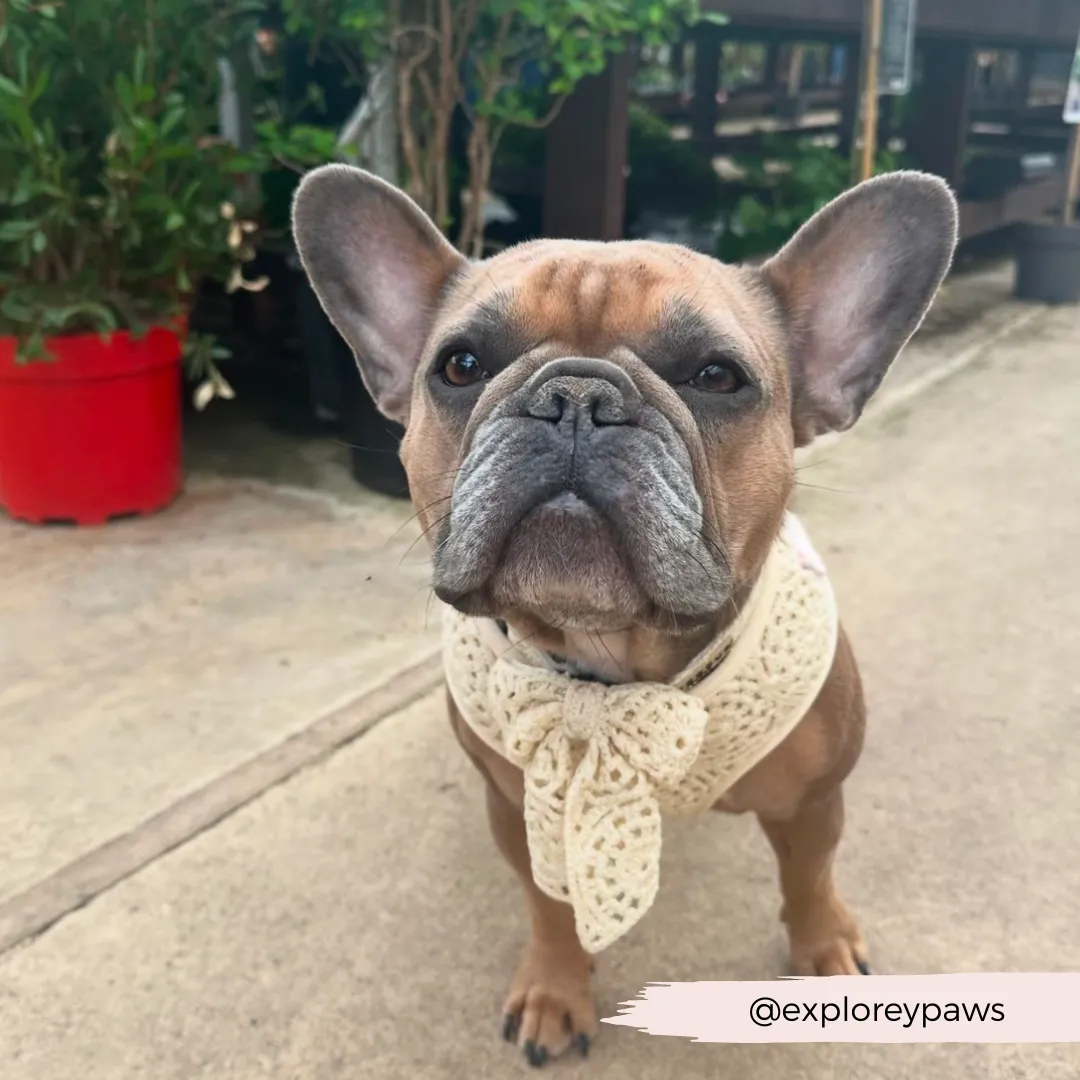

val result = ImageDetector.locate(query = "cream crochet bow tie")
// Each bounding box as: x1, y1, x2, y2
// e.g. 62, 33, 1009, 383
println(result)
443, 512, 838, 954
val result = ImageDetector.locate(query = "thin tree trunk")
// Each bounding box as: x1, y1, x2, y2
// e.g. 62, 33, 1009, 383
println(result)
458, 118, 488, 255
431, 0, 456, 231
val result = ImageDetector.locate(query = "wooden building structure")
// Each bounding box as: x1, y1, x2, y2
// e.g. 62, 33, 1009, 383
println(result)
543, 0, 1080, 243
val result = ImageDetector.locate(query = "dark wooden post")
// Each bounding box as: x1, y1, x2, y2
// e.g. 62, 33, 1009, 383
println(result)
1014, 47, 1035, 109
763, 40, 781, 90
837, 37, 862, 158
906, 38, 975, 188
1065, 123, 1080, 226
672, 32, 688, 85
878, 88, 899, 148
544, 51, 632, 240
691, 22, 723, 141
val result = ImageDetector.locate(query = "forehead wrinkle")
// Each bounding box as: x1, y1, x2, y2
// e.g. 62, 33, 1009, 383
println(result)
511, 256, 674, 355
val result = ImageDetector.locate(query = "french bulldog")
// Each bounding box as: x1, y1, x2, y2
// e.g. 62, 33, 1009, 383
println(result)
292, 165, 958, 1066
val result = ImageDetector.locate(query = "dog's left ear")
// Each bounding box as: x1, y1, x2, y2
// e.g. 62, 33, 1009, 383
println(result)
762, 171, 958, 446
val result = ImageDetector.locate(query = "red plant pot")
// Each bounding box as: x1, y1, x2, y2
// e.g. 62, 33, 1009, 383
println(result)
0, 326, 183, 525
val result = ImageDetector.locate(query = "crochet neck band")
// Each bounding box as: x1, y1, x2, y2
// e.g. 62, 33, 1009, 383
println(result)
443, 511, 839, 954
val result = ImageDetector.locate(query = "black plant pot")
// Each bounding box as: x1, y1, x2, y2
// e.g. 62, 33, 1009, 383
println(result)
1014, 222, 1080, 305
292, 262, 410, 499
340, 371, 410, 500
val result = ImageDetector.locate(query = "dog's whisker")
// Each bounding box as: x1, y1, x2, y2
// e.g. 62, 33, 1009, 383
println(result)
400, 510, 453, 564
334, 439, 401, 456
680, 546, 722, 588
587, 628, 623, 678
697, 533, 733, 579
384, 503, 444, 546
413, 466, 464, 485
385, 494, 454, 548
795, 452, 839, 472
794, 480, 859, 495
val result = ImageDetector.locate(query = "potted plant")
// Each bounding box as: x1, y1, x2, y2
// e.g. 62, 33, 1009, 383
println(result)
1013, 121, 1080, 305
0, 0, 266, 525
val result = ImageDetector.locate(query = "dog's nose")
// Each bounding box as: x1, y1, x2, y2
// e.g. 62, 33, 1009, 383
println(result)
522, 357, 642, 426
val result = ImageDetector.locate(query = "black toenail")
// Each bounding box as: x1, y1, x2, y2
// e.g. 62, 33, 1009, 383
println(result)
856, 959, 871, 975
524, 1040, 548, 1068
502, 1014, 519, 1042
577, 1033, 591, 1057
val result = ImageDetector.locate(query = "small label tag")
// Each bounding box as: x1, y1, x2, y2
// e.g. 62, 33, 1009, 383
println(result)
785, 514, 827, 577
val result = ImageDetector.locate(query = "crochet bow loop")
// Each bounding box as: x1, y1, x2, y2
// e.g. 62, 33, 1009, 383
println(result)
488, 657, 708, 953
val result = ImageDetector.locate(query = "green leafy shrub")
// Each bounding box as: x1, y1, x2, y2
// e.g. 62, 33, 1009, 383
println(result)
253, 120, 343, 236
717, 135, 905, 261
0, 0, 265, 391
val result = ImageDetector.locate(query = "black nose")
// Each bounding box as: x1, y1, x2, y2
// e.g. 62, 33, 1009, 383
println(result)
522, 357, 642, 426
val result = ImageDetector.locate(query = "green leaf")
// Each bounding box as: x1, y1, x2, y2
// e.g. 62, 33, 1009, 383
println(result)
27, 67, 49, 105
0, 75, 22, 98
160, 107, 185, 137
1, 290, 35, 322
41, 302, 118, 334
0, 220, 38, 241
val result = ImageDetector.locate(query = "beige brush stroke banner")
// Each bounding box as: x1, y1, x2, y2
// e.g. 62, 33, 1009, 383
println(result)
602, 974, 1080, 1043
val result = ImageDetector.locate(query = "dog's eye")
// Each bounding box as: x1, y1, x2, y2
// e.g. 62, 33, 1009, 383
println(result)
440, 351, 488, 388
689, 361, 743, 394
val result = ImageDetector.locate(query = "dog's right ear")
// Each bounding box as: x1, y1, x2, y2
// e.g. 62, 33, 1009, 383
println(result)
292, 165, 466, 426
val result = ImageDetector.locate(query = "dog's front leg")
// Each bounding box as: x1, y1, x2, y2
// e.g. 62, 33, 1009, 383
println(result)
758, 786, 869, 976
486, 782, 597, 1064
450, 694, 596, 1065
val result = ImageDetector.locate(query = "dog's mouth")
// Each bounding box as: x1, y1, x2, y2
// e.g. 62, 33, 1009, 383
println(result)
485, 491, 644, 630
430, 366, 730, 631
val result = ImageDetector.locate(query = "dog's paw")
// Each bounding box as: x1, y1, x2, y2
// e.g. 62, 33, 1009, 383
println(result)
790, 936, 871, 976
501, 942, 597, 1067
785, 899, 870, 976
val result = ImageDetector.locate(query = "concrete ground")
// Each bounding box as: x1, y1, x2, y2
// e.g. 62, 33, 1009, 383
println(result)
0, 481, 436, 905
2, 266, 1080, 1079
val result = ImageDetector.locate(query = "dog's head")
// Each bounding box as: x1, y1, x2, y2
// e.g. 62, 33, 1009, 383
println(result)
293, 167, 956, 637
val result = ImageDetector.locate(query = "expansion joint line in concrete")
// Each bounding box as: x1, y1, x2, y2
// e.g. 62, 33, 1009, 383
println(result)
0, 652, 444, 957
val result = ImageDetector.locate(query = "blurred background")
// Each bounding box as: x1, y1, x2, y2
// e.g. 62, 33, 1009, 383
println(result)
6, 0, 1080, 508
170, 0, 1080, 499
